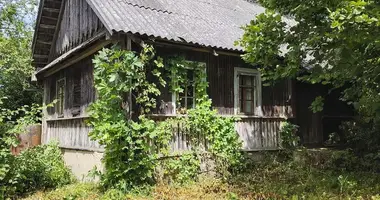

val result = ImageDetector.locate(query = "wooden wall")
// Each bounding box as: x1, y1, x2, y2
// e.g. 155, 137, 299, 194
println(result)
51, 0, 104, 60
153, 47, 294, 118
42, 56, 100, 150
295, 82, 355, 146
151, 47, 294, 150
42, 45, 295, 151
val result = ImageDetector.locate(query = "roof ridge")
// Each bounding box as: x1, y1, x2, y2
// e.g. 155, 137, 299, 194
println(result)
124, 1, 173, 15
123, 0, 244, 29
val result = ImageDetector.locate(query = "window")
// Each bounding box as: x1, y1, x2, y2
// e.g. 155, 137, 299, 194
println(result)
72, 72, 81, 116
172, 61, 206, 114
56, 78, 65, 117
179, 69, 195, 109
234, 68, 262, 115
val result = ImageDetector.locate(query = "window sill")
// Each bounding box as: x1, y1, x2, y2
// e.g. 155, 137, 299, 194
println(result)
228, 114, 293, 119
46, 116, 90, 122
147, 114, 294, 120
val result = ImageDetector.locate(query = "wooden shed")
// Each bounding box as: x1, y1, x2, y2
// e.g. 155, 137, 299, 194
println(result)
32, 0, 353, 175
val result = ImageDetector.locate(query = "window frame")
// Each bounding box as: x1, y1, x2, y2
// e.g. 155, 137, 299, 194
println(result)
234, 67, 262, 116
171, 61, 206, 114
56, 78, 66, 118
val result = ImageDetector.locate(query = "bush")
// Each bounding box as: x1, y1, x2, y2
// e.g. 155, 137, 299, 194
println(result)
0, 142, 75, 198
341, 121, 380, 154
279, 122, 300, 150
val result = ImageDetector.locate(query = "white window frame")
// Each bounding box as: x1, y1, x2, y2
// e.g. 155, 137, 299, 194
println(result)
171, 61, 206, 114
234, 67, 263, 116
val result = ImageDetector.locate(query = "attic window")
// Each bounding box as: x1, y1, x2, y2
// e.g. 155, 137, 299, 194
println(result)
56, 78, 66, 117
234, 67, 262, 116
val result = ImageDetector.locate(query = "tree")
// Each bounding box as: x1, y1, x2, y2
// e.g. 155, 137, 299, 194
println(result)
0, 0, 40, 111
238, 0, 380, 123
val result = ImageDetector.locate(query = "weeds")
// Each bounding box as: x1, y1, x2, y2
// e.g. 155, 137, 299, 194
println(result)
25, 149, 380, 200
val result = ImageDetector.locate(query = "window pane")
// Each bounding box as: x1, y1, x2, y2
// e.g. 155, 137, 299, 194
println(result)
244, 100, 253, 113
187, 70, 194, 81
187, 85, 194, 97
244, 88, 253, 101
238, 74, 257, 114
239, 88, 242, 100
180, 98, 186, 109
244, 76, 252, 86
187, 98, 193, 109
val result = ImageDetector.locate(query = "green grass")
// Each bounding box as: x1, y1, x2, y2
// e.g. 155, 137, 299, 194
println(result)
24, 150, 380, 200
23, 172, 380, 200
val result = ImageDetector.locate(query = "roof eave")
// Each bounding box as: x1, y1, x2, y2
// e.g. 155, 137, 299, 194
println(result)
31, 0, 46, 61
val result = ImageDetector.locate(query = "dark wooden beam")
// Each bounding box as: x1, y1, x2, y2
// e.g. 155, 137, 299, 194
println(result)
34, 54, 49, 59
151, 40, 243, 57
41, 16, 58, 21
37, 40, 52, 45
43, 7, 60, 13
37, 31, 109, 77
40, 24, 56, 29
32, 61, 48, 65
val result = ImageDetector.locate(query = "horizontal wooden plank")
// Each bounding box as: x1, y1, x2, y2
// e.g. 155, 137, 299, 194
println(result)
40, 24, 56, 29
46, 116, 90, 122
43, 7, 60, 13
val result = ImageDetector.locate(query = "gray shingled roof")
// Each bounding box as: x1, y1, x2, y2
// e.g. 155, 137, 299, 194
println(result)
85, 0, 266, 51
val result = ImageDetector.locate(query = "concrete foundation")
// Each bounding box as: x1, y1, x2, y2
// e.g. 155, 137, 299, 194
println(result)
62, 149, 104, 181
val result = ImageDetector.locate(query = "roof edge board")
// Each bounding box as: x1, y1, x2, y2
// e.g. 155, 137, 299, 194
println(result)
31, 0, 46, 59
48, 0, 66, 62
37, 30, 107, 76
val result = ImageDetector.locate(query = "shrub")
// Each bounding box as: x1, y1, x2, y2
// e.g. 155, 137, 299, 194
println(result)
341, 121, 380, 154
279, 122, 300, 150
1, 142, 75, 198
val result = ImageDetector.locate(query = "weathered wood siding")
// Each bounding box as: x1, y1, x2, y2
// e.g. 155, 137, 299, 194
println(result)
45, 118, 101, 150
42, 56, 99, 149
42, 45, 294, 151
157, 117, 285, 152
296, 82, 355, 146
236, 118, 284, 150
154, 47, 294, 118
51, 0, 104, 59
152, 47, 294, 150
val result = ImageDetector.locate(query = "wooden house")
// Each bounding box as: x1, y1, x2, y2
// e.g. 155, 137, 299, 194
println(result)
32, 0, 353, 177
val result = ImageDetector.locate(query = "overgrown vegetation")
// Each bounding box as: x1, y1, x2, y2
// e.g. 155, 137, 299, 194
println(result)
1, 142, 75, 199
88, 45, 243, 191
237, 0, 380, 154
0, 99, 74, 199
0, 0, 41, 110
24, 149, 380, 200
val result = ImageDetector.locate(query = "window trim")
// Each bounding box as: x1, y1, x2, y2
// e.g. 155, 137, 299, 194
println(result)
234, 67, 262, 116
171, 61, 206, 114
56, 78, 66, 118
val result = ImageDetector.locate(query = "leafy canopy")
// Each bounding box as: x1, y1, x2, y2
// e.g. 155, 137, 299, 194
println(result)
238, 0, 380, 122
0, 0, 40, 110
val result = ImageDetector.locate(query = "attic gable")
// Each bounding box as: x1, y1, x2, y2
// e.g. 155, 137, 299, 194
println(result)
32, 0, 105, 69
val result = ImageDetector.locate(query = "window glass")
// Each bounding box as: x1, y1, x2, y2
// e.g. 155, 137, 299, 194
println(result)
239, 75, 256, 114
56, 79, 65, 117
179, 69, 195, 109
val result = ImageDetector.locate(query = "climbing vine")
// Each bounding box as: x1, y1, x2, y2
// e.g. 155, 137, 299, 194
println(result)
164, 56, 243, 178
89, 45, 243, 190
89, 45, 172, 190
